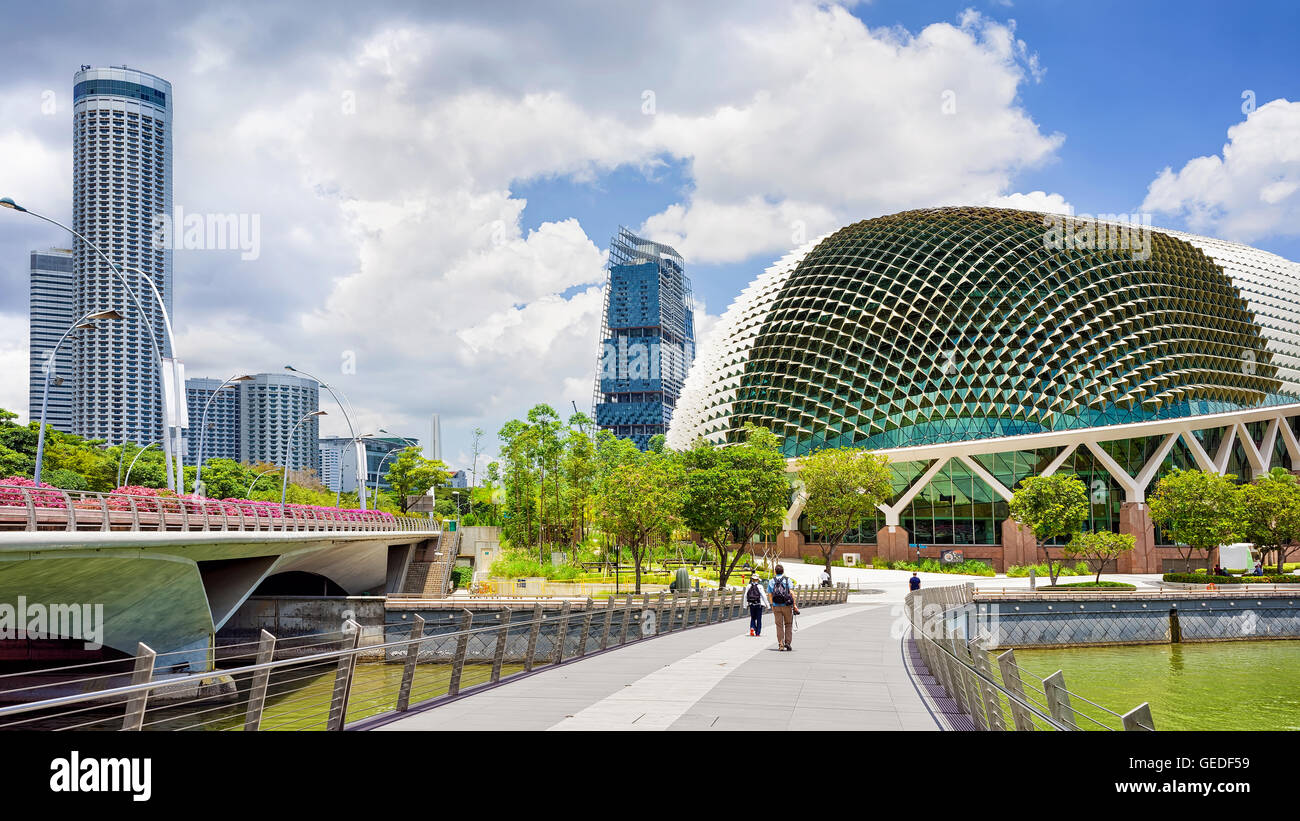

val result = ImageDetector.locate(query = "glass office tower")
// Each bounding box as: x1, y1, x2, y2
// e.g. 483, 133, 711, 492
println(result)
594, 227, 695, 450
28, 249, 76, 433
71, 66, 173, 445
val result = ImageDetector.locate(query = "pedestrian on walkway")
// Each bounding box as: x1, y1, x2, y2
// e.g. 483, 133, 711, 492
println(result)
909, 571, 922, 591
745, 573, 769, 636
767, 564, 798, 651
818, 567, 831, 587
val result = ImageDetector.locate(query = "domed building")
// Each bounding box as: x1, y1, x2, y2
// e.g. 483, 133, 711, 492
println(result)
667, 207, 1300, 572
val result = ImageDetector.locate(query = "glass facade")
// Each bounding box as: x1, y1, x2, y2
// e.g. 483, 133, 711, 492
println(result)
671, 207, 1297, 458
595, 227, 695, 450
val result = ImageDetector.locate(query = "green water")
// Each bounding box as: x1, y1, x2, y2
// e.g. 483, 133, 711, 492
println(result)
997, 641, 1300, 730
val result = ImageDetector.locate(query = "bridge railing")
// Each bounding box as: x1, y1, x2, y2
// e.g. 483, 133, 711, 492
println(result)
905, 584, 1155, 731
0, 483, 439, 534
0, 583, 851, 731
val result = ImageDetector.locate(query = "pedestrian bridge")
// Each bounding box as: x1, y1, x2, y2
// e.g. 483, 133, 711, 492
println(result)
0, 485, 442, 665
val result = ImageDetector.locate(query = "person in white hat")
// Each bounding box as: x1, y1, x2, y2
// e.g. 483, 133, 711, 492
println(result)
745, 573, 770, 636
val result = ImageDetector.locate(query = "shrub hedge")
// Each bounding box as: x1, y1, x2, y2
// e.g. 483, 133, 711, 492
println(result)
1163, 573, 1300, 584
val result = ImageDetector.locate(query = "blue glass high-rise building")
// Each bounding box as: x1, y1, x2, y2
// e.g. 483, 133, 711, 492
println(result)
594, 227, 695, 450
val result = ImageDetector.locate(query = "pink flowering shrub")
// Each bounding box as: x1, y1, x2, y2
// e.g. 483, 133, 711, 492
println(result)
0, 477, 68, 509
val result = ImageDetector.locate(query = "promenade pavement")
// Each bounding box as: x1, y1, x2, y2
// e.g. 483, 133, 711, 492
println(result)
377, 562, 1163, 732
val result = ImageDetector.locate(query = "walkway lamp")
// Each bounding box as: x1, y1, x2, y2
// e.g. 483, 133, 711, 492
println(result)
123, 441, 160, 487
285, 365, 364, 509
3, 197, 184, 490
193, 374, 253, 494
32, 308, 123, 485
281, 410, 327, 514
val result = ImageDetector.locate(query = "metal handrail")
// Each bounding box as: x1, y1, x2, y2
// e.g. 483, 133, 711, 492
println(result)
905, 584, 1155, 731
0, 583, 853, 730
0, 483, 438, 534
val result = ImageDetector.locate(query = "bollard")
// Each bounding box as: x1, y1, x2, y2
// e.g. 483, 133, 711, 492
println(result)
326, 621, 361, 731
1043, 670, 1079, 730
122, 642, 156, 731
491, 609, 512, 683
243, 630, 277, 730
996, 649, 1037, 731
447, 609, 474, 697
524, 603, 543, 672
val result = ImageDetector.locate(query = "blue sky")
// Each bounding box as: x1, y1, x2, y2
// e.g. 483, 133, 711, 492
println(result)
515, 0, 1300, 317
0, 1, 1296, 467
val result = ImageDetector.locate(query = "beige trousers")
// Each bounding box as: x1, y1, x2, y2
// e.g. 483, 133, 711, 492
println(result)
772, 605, 794, 647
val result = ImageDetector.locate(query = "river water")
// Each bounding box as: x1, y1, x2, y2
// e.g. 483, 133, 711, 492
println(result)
1000, 640, 1300, 730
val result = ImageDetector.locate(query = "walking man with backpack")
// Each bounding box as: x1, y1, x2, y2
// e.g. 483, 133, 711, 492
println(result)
767, 564, 799, 651
745, 573, 769, 636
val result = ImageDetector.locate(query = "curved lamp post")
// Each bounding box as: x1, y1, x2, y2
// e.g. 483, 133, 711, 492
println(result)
332, 431, 376, 508
32, 308, 123, 485
2, 197, 182, 491
193, 374, 253, 494
281, 410, 327, 514
123, 441, 159, 487
247, 467, 279, 496
285, 365, 364, 509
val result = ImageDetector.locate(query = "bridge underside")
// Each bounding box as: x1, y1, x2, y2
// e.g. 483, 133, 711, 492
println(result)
0, 531, 435, 669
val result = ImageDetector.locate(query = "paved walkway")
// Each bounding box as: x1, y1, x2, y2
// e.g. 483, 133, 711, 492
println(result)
376, 598, 943, 731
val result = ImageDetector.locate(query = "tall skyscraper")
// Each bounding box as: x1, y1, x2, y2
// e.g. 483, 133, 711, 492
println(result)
71, 66, 173, 445
426, 413, 442, 462
185, 377, 241, 463
238, 373, 321, 473
594, 227, 695, 450
28, 249, 76, 433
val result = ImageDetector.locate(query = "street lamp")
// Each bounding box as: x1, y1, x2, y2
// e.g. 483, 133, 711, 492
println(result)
123, 441, 159, 487
3, 197, 183, 490
193, 374, 253, 495
281, 410, 327, 513
32, 308, 123, 485
333, 431, 376, 508
247, 467, 279, 496
285, 365, 364, 509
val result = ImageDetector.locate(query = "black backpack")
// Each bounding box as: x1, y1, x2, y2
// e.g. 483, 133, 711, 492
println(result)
746, 583, 761, 604
771, 576, 792, 606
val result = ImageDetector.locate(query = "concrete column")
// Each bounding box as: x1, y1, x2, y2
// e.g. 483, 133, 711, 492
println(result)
875, 525, 909, 563
1119, 501, 1158, 573
1000, 518, 1037, 570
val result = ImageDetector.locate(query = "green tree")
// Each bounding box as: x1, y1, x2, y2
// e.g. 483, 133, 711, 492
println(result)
1063, 530, 1136, 583
498, 419, 539, 553
593, 435, 683, 592
194, 458, 257, 499
1236, 466, 1300, 573
384, 447, 451, 513
1008, 473, 1090, 585
561, 412, 597, 550
679, 425, 790, 588
1147, 468, 1239, 572
798, 447, 893, 581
